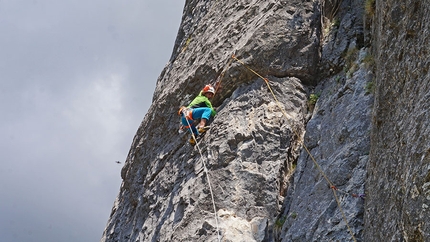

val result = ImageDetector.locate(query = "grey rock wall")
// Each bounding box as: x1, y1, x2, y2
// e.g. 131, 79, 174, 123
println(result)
364, 0, 430, 241
277, 1, 373, 241
101, 0, 430, 240
102, 0, 320, 241
279, 53, 373, 241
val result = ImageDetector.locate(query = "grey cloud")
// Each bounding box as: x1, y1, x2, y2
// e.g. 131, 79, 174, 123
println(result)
0, 1, 185, 241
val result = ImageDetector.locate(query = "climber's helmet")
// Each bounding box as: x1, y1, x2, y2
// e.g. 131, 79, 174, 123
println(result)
202, 84, 215, 95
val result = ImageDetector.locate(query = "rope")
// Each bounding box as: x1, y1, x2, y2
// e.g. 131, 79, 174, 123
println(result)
231, 54, 358, 242
183, 115, 221, 242
214, 57, 234, 97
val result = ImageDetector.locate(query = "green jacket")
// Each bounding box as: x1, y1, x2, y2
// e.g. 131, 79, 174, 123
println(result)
187, 92, 216, 117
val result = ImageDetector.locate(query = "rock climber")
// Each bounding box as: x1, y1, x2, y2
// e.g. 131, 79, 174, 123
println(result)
178, 84, 217, 145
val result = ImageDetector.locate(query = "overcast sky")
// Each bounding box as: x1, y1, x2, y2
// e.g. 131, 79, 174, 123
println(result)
0, 1, 185, 241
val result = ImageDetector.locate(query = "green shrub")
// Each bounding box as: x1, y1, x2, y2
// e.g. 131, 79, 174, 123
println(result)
365, 0, 376, 16
274, 216, 286, 229
309, 93, 320, 106
365, 81, 375, 94
290, 212, 297, 219
362, 53, 375, 69
344, 47, 359, 72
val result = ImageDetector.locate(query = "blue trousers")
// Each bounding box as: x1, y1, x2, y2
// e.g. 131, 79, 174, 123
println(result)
181, 107, 212, 135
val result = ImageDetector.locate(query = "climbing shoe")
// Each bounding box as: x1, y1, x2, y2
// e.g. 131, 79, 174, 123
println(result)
189, 137, 196, 146
197, 126, 210, 134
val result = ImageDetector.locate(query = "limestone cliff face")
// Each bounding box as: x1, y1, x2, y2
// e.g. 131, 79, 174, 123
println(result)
101, 0, 428, 241
364, 0, 430, 241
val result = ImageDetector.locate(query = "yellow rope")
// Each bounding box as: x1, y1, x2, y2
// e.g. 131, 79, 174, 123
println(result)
231, 54, 357, 242
214, 57, 234, 97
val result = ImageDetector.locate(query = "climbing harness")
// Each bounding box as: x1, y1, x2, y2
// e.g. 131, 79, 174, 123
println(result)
182, 112, 221, 242
231, 54, 360, 242
178, 107, 194, 130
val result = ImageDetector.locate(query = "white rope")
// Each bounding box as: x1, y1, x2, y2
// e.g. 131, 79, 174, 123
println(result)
183, 112, 221, 242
